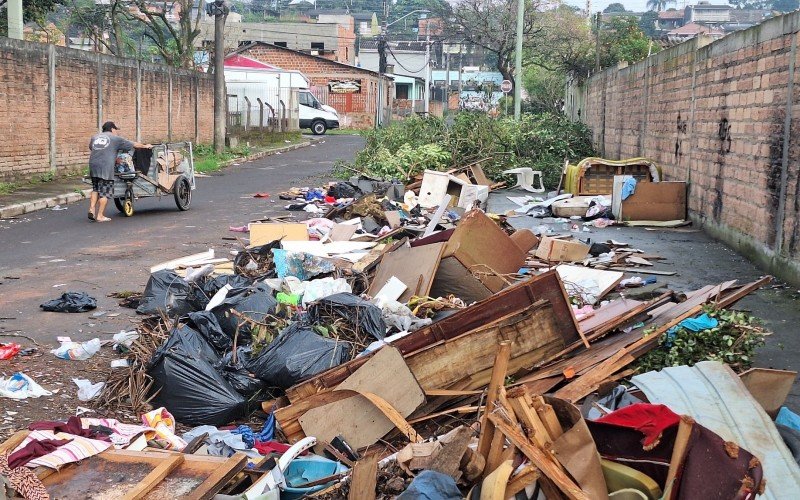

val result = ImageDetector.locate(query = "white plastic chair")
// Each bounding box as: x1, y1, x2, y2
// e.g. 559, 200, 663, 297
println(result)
503, 168, 545, 193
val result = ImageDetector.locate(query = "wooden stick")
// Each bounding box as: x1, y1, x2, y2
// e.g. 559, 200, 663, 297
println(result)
477, 341, 512, 463
506, 465, 541, 498
506, 387, 551, 448
123, 454, 184, 500
348, 453, 379, 500
489, 414, 590, 500
665, 416, 694, 495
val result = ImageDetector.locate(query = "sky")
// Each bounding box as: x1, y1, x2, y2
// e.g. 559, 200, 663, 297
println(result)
562, 0, 733, 13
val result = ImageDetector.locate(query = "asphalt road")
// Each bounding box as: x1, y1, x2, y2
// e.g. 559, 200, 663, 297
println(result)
0, 135, 364, 344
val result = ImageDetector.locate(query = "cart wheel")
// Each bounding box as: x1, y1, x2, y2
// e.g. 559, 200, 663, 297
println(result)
120, 188, 134, 217
174, 176, 191, 211
113, 198, 125, 213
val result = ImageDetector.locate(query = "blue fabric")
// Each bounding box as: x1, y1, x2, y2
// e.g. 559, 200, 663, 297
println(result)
621, 177, 637, 200
777, 407, 800, 432
664, 313, 719, 347
397, 470, 461, 500
231, 414, 275, 448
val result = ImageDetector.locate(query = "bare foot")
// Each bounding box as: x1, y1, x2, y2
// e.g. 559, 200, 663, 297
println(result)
96, 216, 112, 222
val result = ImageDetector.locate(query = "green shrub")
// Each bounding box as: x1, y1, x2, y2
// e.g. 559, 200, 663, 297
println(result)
342, 112, 595, 189
634, 308, 767, 374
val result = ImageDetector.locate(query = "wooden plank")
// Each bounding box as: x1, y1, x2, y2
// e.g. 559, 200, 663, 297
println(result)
477, 341, 512, 467
348, 453, 379, 500
144, 453, 248, 500
406, 302, 565, 392
665, 417, 694, 494
611, 267, 677, 276
480, 460, 514, 500
124, 454, 184, 500
365, 242, 445, 303
0, 430, 29, 454
429, 426, 473, 480
299, 346, 425, 450
248, 222, 308, 246
489, 414, 590, 500
506, 465, 541, 498
286, 270, 581, 402
506, 387, 551, 448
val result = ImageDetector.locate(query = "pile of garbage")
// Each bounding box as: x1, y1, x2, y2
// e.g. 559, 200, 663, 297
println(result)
2, 161, 798, 499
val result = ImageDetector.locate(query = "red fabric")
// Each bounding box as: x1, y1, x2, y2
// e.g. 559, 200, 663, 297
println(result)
596, 403, 681, 448
224, 54, 280, 70
28, 415, 110, 441
7, 438, 72, 468
254, 440, 293, 456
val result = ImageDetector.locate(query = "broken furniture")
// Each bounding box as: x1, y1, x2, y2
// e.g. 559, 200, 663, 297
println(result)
565, 158, 661, 196
611, 179, 687, 222
502, 168, 545, 193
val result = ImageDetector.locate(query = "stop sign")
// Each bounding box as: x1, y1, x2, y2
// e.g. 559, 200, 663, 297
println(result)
500, 79, 513, 94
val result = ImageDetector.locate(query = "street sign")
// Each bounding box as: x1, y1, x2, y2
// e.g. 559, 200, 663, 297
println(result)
500, 80, 513, 94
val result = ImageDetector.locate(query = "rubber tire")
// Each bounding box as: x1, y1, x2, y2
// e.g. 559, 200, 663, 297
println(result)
174, 176, 191, 211
113, 198, 125, 213
311, 120, 327, 135
121, 187, 134, 217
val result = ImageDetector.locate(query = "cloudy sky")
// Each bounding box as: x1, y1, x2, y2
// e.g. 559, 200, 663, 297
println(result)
562, 0, 732, 13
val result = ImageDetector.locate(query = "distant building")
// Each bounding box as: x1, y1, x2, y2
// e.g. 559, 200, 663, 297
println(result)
196, 20, 356, 65
658, 10, 685, 30
685, 2, 732, 24
667, 22, 725, 41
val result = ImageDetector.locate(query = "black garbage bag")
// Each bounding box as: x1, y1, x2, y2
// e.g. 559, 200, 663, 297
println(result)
189, 274, 254, 310
212, 283, 278, 342
137, 270, 193, 317
187, 310, 233, 352
218, 347, 266, 397
328, 181, 358, 199
233, 241, 282, 280
245, 322, 352, 389
307, 293, 387, 341
40, 292, 97, 313
148, 325, 246, 426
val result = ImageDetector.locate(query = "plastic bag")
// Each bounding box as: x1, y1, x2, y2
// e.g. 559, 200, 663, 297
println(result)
40, 292, 97, 313
0, 343, 21, 360
148, 325, 246, 426
137, 270, 193, 317
187, 311, 233, 352
218, 348, 266, 397
245, 322, 351, 389
0, 372, 52, 399
212, 284, 278, 342
51, 338, 101, 360
307, 293, 387, 341
73, 378, 105, 401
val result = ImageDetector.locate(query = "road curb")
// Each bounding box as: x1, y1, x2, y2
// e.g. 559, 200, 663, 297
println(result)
0, 189, 91, 219
0, 139, 320, 219
218, 138, 319, 168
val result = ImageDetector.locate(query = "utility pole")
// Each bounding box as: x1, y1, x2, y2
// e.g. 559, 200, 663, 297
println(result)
513, 0, 524, 120
595, 12, 601, 73
444, 47, 450, 113
210, 0, 229, 154
7, 0, 23, 40
424, 31, 430, 114
377, 24, 387, 128
458, 44, 463, 111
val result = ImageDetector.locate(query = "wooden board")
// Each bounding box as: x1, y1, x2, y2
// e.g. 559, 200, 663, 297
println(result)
299, 346, 425, 450
366, 242, 445, 303
405, 302, 565, 392
348, 453, 379, 500
286, 270, 580, 402
143, 453, 248, 500
248, 222, 308, 246
556, 265, 623, 304
330, 224, 358, 242
42, 450, 183, 500
740, 367, 797, 417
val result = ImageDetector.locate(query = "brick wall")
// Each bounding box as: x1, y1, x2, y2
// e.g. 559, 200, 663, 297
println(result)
0, 38, 214, 181
567, 12, 800, 284
239, 43, 390, 128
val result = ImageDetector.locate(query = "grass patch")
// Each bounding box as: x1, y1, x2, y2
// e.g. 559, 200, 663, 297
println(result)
0, 182, 19, 195
193, 132, 305, 173
325, 129, 363, 136
0, 170, 59, 196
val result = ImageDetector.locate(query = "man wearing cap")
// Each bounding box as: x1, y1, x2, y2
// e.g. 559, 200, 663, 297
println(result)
88, 121, 153, 222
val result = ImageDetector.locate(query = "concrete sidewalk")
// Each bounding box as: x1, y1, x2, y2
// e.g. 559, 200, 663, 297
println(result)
0, 140, 315, 219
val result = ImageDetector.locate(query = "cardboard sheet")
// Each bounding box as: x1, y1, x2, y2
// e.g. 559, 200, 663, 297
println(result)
249, 223, 308, 246
535, 236, 590, 262
621, 181, 687, 221
367, 242, 446, 303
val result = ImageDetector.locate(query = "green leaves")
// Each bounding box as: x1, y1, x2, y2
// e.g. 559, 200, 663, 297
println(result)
634, 307, 767, 375
341, 112, 595, 189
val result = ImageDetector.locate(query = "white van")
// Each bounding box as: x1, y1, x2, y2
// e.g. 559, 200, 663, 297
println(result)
299, 90, 340, 135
